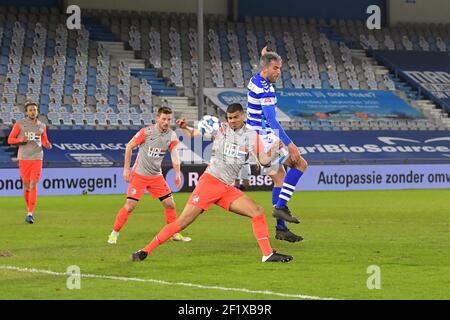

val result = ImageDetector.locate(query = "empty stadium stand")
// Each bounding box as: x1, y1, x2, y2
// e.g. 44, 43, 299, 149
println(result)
0, 5, 449, 136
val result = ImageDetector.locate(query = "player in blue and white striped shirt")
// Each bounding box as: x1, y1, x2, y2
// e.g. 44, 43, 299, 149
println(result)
246, 47, 308, 243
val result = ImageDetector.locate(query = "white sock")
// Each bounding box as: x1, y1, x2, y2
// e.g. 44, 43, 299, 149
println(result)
111, 230, 119, 236
27, 212, 33, 216
262, 252, 274, 262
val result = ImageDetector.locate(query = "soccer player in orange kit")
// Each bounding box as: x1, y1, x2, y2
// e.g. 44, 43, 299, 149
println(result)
8, 102, 52, 224
107, 106, 191, 244
132, 103, 293, 263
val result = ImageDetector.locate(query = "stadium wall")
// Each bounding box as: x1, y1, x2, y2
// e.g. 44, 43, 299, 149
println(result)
65, 0, 228, 15
237, 0, 387, 21
388, 0, 450, 24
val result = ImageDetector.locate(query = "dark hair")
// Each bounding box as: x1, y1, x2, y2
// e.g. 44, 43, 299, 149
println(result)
260, 51, 282, 68
157, 106, 172, 115
25, 101, 38, 111
226, 103, 244, 114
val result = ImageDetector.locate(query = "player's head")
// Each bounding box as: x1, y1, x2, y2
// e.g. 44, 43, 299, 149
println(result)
226, 103, 245, 130
25, 102, 38, 120
156, 106, 173, 131
260, 51, 282, 83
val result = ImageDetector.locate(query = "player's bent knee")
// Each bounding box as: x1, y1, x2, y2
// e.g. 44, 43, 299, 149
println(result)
249, 205, 265, 218
270, 172, 285, 186
298, 158, 308, 171
255, 205, 265, 217
162, 199, 176, 210
124, 200, 137, 212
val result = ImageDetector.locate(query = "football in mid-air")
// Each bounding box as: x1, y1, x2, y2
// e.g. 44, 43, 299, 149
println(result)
197, 115, 220, 135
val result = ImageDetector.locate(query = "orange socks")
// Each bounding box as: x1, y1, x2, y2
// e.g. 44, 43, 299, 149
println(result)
113, 206, 176, 233
113, 207, 130, 232
143, 222, 182, 254
24, 190, 29, 211
28, 189, 37, 214
252, 214, 273, 256
164, 208, 177, 224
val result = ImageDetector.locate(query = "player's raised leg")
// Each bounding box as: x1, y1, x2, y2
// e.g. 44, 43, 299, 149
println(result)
132, 204, 202, 261
272, 156, 308, 222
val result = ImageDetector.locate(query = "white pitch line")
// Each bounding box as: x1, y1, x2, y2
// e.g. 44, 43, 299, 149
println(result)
0, 265, 338, 300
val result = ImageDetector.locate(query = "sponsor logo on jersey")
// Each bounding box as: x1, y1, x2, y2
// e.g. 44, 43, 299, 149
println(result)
262, 97, 275, 105
223, 142, 248, 159
25, 132, 41, 142
147, 147, 167, 158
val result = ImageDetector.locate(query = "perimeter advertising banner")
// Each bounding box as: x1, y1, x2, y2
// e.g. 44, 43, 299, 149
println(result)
204, 87, 423, 120
1, 164, 449, 196
2, 130, 450, 166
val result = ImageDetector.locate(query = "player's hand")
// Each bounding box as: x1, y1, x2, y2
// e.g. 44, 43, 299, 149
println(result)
287, 142, 301, 165
261, 46, 268, 56
174, 174, 182, 189
176, 118, 187, 129
21, 135, 28, 143
123, 169, 131, 182
44, 142, 52, 150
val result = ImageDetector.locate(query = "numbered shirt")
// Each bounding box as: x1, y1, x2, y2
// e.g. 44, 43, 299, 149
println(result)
205, 123, 259, 185
8, 118, 48, 160
131, 125, 179, 177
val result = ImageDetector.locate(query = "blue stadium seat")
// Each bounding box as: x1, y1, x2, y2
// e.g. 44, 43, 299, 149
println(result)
40, 95, 49, 105
96, 113, 108, 126
18, 84, 27, 95
109, 86, 118, 96
87, 85, 96, 96
64, 86, 73, 96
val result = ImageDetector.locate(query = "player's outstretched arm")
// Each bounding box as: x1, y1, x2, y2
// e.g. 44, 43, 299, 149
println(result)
176, 118, 202, 138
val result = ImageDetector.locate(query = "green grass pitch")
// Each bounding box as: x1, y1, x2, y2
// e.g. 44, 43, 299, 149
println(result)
0, 189, 449, 300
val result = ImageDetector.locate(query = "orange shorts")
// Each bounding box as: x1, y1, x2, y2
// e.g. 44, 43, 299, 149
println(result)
188, 173, 243, 211
19, 160, 43, 183
127, 172, 172, 201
